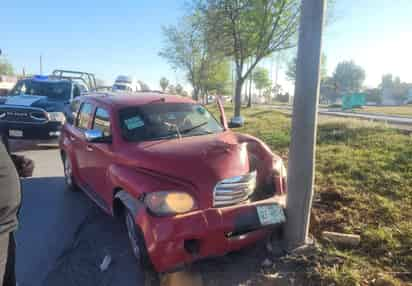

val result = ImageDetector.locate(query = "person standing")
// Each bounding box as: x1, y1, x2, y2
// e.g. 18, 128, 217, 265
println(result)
0, 128, 33, 286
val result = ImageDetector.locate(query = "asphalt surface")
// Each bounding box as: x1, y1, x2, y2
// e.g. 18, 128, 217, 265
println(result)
263, 105, 412, 131
13, 143, 144, 286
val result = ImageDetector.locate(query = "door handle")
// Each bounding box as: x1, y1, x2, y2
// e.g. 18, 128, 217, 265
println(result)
69, 136, 76, 142
86, 145, 94, 152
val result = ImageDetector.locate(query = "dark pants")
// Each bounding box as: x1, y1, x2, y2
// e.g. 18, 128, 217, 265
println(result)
0, 233, 15, 286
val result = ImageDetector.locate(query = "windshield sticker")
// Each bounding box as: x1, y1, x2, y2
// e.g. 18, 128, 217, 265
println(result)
125, 116, 144, 130
197, 106, 210, 117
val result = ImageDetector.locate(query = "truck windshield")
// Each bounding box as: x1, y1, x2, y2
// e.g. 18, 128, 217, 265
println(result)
119, 103, 223, 142
113, 84, 127, 91
9, 79, 71, 100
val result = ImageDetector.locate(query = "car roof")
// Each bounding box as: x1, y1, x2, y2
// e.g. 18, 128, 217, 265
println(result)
84, 92, 196, 109
22, 77, 71, 84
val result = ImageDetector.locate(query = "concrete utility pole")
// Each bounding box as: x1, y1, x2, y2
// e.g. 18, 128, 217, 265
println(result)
40, 54, 43, 75
284, 0, 327, 249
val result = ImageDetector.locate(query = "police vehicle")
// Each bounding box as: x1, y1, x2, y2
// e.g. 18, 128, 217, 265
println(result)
0, 70, 96, 141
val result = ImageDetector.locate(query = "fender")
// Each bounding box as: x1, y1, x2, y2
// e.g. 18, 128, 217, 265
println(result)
235, 133, 282, 185
114, 190, 144, 217
107, 164, 192, 211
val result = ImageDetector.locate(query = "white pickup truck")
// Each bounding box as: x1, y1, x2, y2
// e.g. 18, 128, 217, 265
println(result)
112, 75, 139, 93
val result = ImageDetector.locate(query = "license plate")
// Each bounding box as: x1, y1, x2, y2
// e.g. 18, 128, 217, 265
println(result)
257, 204, 285, 226
9, 129, 23, 137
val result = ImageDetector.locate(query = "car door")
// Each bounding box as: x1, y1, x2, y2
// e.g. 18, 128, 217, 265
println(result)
85, 106, 113, 209
70, 102, 95, 186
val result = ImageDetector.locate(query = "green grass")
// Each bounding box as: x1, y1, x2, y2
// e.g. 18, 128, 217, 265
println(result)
209, 105, 412, 285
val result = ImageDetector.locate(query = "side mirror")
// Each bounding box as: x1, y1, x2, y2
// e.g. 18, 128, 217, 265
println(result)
84, 129, 111, 143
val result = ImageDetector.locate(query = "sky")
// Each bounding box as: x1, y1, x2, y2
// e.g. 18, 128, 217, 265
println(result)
1, 0, 411, 93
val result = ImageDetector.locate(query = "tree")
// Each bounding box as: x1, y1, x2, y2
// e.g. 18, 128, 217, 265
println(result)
203, 0, 300, 120
364, 88, 382, 104
138, 80, 150, 91
175, 83, 184, 95
160, 77, 169, 92
333, 60, 365, 93
201, 58, 231, 96
319, 76, 339, 104
168, 84, 176, 94
0, 58, 14, 76
286, 53, 327, 82
159, 14, 210, 101
380, 74, 394, 89
253, 67, 271, 96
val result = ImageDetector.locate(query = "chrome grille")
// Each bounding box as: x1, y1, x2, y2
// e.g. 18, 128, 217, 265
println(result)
213, 171, 257, 207
0, 107, 48, 124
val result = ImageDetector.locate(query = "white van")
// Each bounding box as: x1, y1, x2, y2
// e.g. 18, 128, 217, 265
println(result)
112, 75, 139, 93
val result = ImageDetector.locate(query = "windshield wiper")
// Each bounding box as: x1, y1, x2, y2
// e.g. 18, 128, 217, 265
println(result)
180, 121, 209, 135
164, 122, 181, 139
151, 133, 179, 140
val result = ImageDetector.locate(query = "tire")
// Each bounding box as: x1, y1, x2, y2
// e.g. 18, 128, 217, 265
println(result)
63, 154, 79, 192
124, 209, 159, 285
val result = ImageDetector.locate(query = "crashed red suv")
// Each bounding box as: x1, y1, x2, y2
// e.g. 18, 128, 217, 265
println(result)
59, 93, 287, 272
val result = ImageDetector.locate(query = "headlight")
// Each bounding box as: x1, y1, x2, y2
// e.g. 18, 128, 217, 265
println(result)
48, 112, 66, 123
144, 191, 197, 216
273, 159, 287, 177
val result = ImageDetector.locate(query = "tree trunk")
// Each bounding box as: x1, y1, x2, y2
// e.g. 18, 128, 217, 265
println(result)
247, 76, 252, 108
234, 79, 243, 117
193, 87, 200, 101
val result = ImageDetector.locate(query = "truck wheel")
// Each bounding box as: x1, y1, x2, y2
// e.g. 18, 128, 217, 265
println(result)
124, 209, 159, 285
63, 155, 79, 191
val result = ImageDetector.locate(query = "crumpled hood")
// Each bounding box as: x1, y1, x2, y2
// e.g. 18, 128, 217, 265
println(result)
133, 132, 250, 206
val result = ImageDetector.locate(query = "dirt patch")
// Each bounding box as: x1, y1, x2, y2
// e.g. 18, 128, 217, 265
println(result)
310, 188, 354, 238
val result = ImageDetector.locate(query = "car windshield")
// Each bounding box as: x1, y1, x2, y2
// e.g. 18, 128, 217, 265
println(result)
10, 79, 71, 100
113, 84, 127, 90
119, 103, 223, 142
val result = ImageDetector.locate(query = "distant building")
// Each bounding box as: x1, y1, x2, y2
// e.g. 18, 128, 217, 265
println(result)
0, 75, 17, 96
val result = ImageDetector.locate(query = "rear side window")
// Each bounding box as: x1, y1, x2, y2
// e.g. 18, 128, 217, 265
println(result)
92, 108, 111, 137
76, 103, 94, 130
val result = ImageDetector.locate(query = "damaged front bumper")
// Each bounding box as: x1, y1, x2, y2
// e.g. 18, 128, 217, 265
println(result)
137, 194, 286, 273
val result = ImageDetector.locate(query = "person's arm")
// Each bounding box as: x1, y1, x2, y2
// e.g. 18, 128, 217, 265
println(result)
10, 154, 34, 178
0, 133, 34, 178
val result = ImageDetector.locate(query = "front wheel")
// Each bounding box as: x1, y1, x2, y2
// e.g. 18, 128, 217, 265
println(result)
124, 209, 159, 285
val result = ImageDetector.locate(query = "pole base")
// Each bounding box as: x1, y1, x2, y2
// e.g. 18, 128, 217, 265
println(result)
229, 116, 245, 128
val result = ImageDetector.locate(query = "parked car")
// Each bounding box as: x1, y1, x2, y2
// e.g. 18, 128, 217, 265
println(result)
0, 71, 95, 141
59, 92, 287, 273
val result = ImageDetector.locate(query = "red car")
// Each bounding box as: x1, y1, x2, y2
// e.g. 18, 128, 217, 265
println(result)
59, 93, 287, 273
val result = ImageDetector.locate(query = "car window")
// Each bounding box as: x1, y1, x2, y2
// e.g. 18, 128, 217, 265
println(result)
92, 107, 111, 137
76, 102, 94, 130
119, 103, 223, 142
9, 79, 71, 100
67, 100, 81, 125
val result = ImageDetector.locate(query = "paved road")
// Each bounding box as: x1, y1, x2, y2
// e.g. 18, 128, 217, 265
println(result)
263, 105, 412, 130
13, 143, 144, 286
